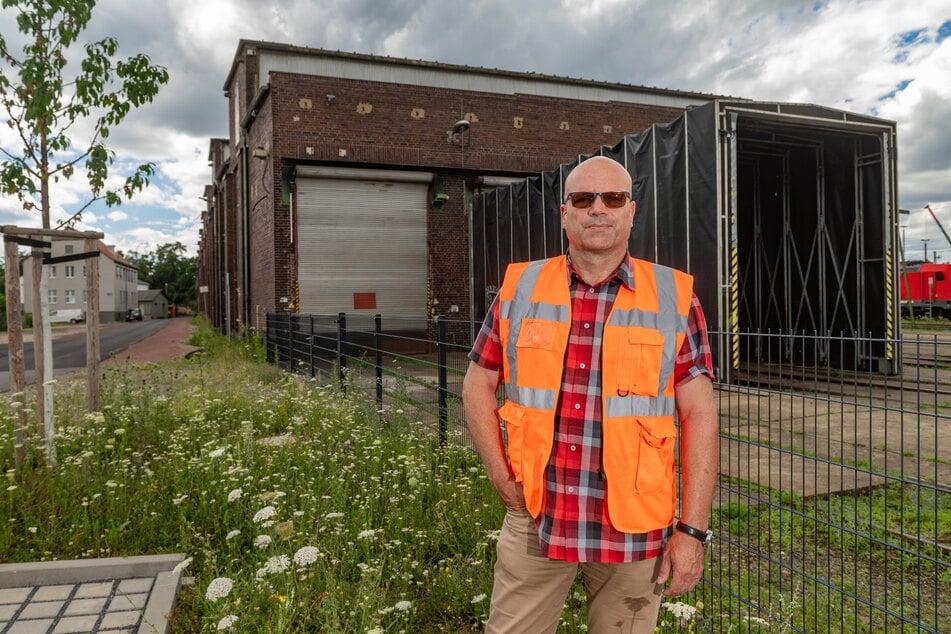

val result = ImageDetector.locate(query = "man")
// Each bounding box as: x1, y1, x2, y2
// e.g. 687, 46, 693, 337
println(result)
462, 156, 719, 633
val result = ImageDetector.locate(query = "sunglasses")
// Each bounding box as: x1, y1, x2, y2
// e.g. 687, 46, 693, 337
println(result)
564, 191, 631, 209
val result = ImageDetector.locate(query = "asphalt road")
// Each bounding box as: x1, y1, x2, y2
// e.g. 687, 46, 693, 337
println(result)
0, 319, 171, 392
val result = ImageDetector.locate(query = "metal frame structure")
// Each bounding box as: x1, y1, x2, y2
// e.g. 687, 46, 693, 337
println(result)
471, 101, 900, 381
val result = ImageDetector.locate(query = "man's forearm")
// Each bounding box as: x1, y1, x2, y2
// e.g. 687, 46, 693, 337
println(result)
462, 362, 511, 484
676, 376, 719, 529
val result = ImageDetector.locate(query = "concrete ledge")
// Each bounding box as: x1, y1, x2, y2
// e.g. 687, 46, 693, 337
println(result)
0, 554, 186, 587
139, 568, 185, 634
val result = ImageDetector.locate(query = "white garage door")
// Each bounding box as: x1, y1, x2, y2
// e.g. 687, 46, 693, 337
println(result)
295, 167, 431, 320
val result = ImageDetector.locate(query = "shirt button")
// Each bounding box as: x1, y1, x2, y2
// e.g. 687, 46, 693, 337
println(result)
568, 486, 575, 493
583, 323, 591, 329
579, 363, 586, 369
574, 403, 581, 410
570, 444, 577, 451
588, 287, 596, 293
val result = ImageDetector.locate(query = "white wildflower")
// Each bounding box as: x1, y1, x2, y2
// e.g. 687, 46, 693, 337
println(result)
217, 615, 238, 630
255, 554, 291, 577
325, 512, 345, 519
172, 494, 188, 505
227, 488, 243, 502
204, 577, 234, 601
293, 546, 320, 566
662, 601, 699, 622
358, 529, 376, 539
225, 530, 241, 541
172, 557, 193, 573
253, 505, 277, 523
209, 448, 226, 458
254, 534, 272, 549
394, 600, 412, 612
471, 593, 487, 603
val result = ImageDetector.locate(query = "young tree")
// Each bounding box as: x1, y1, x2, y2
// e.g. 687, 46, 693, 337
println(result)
0, 0, 169, 463
0, 0, 169, 227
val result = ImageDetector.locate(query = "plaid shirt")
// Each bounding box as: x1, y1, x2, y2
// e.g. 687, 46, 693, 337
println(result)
469, 255, 715, 562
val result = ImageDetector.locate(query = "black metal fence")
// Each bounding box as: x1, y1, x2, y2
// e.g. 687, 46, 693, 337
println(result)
266, 313, 950, 633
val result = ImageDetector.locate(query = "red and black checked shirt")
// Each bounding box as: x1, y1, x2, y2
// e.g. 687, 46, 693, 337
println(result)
469, 255, 715, 562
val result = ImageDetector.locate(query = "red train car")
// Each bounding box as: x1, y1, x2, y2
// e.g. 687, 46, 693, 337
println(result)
900, 263, 951, 316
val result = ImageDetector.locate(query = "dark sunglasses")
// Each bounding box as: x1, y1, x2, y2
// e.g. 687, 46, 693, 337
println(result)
564, 191, 631, 209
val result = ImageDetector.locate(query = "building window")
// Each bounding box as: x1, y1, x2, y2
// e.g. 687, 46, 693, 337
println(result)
64, 245, 74, 254
49, 265, 56, 278
65, 290, 76, 304
65, 265, 76, 278
48, 289, 57, 304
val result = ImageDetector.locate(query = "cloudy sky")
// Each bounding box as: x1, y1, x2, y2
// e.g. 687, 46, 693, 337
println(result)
0, 0, 948, 261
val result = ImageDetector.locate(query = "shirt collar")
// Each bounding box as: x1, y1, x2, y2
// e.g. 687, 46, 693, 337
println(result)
565, 252, 635, 290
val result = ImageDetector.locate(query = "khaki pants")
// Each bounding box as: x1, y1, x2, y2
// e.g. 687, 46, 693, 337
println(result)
487, 510, 663, 634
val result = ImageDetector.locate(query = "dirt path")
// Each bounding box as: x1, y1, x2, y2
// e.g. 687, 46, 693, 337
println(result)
98, 317, 199, 367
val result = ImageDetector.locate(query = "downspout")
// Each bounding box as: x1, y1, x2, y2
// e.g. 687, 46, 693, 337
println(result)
239, 85, 269, 334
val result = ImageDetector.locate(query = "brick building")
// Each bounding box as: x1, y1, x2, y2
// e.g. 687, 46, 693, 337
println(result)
198, 40, 721, 334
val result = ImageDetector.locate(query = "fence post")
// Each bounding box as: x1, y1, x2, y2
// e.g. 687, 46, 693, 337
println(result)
284, 314, 293, 370
266, 314, 274, 364
337, 312, 347, 390
375, 314, 383, 411
309, 315, 316, 378
289, 314, 297, 373
437, 316, 448, 446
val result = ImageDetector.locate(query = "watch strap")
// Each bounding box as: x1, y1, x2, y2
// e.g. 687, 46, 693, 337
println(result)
677, 521, 712, 545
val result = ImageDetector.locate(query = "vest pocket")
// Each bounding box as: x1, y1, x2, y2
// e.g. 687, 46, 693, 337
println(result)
515, 318, 557, 349
603, 416, 678, 532
634, 417, 678, 493
497, 400, 553, 517
497, 401, 528, 480
617, 328, 664, 397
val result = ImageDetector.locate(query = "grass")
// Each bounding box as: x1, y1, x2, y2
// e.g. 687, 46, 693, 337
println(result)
1, 318, 947, 632
1, 321, 500, 632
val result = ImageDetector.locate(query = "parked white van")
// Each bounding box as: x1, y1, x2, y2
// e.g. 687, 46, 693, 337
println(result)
49, 309, 84, 324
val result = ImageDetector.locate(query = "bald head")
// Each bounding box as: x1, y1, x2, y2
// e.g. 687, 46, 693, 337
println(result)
560, 156, 636, 271
564, 156, 632, 196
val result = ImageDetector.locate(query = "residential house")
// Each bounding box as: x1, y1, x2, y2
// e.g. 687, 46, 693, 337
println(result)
21, 240, 139, 322
137, 289, 169, 320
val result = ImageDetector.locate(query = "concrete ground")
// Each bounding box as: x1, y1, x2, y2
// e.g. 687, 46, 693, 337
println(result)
0, 555, 187, 634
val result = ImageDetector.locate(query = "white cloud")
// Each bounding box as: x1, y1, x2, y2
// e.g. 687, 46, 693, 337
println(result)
1, 0, 948, 260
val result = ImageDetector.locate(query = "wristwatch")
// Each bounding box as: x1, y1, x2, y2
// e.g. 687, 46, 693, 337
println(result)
677, 521, 714, 546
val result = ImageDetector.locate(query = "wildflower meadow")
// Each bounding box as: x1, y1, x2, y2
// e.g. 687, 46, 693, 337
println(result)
3, 320, 701, 632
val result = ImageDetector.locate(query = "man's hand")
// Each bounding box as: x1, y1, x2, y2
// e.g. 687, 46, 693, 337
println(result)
492, 476, 526, 511
656, 532, 706, 597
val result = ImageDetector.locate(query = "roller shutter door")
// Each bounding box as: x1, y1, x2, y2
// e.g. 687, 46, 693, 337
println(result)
296, 168, 430, 320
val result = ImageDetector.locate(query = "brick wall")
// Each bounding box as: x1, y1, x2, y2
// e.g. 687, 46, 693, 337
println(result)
205, 56, 688, 331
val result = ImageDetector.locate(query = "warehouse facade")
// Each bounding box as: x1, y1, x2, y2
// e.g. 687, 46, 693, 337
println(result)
197, 40, 721, 334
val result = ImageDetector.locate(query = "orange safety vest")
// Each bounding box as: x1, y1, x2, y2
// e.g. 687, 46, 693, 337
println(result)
496, 255, 694, 533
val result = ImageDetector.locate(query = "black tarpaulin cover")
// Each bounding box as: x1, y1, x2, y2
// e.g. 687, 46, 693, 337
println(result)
471, 101, 899, 377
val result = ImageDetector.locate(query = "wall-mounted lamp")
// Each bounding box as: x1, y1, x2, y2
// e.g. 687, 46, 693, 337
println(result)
430, 175, 449, 212
431, 192, 450, 211
252, 146, 269, 159
448, 119, 471, 145
326, 94, 336, 104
